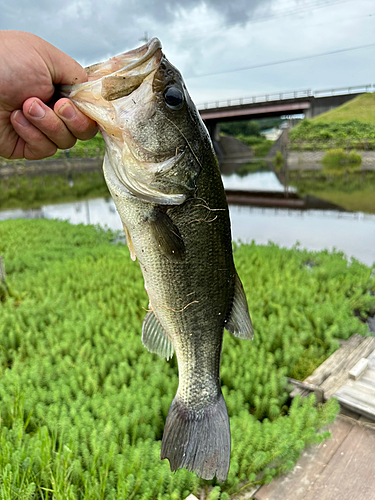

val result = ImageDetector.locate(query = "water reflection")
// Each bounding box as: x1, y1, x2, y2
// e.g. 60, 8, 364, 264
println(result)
1, 192, 374, 266
230, 205, 375, 266
222, 171, 295, 192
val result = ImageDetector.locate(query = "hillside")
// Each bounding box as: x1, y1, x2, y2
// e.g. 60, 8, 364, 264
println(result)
311, 92, 375, 124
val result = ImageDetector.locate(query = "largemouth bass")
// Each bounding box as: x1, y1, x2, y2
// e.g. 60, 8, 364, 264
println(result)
62, 38, 253, 482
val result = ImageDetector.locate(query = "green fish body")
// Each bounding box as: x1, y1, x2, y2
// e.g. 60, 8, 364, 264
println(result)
62, 38, 253, 482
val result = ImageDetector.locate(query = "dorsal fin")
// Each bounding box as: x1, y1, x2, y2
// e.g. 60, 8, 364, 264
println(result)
142, 310, 174, 360
225, 273, 254, 340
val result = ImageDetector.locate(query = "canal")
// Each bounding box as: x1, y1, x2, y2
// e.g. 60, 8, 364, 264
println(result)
1, 169, 374, 266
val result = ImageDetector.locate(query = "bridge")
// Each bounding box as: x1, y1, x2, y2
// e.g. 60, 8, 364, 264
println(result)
197, 84, 374, 159
198, 84, 373, 122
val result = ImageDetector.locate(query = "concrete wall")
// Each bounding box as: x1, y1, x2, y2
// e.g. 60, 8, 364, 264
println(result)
306, 93, 363, 119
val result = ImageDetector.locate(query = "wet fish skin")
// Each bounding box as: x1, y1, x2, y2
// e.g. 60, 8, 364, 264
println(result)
62, 38, 253, 482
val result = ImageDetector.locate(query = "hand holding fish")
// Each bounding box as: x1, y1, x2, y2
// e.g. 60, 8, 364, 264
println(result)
0, 31, 98, 160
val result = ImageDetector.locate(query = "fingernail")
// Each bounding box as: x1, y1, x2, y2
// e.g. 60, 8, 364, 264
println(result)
14, 110, 30, 127
29, 100, 46, 119
58, 103, 76, 120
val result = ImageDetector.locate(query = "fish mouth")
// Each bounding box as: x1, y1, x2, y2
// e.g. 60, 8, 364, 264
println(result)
61, 38, 162, 111
61, 39, 189, 205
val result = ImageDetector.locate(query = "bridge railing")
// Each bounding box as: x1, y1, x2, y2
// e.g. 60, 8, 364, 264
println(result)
197, 84, 374, 111
313, 84, 373, 98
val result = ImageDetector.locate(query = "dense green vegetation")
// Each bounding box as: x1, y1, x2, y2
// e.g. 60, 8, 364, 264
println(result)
220, 118, 283, 138
321, 149, 362, 172
0, 172, 109, 210
53, 135, 106, 159
289, 120, 375, 150
0, 219, 374, 498
310, 93, 375, 124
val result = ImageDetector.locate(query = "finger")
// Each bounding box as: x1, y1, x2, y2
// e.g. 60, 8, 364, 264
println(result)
10, 110, 57, 160
23, 97, 77, 150
55, 98, 98, 141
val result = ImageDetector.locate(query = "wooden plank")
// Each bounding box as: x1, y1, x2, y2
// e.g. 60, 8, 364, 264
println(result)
305, 334, 364, 386
321, 337, 375, 400
349, 358, 369, 380
303, 420, 375, 500
367, 349, 375, 369
254, 416, 353, 500
335, 369, 375, 421
288, 378, 324, 402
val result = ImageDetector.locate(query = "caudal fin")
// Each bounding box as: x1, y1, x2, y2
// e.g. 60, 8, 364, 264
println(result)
160, 393, 230, 482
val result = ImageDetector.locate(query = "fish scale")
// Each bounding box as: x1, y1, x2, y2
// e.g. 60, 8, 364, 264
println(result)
62, 37, 253, 482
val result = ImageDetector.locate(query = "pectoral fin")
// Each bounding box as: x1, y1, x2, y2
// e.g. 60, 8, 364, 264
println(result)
123, 224, 136, 261
149, 210, 185, 261
225, 273, 254, 340
142, 311, 174, 360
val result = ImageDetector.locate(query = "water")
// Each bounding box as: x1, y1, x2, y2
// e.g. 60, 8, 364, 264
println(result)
222, 171, 295, 192
1, 172, 374, 266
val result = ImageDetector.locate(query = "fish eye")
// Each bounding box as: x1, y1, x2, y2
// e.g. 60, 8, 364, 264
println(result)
163, 87, 184, 110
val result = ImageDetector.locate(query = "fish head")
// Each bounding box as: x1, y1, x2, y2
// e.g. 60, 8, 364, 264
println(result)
61, 38, 208, 205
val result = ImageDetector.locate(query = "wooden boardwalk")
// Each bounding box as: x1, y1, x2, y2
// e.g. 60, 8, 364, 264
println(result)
290, 334, 375, 408
254, 333, 375, 500
255, 415, 375, 500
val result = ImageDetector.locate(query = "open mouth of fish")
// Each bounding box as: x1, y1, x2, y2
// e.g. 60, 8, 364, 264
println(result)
61, 38, 190, 205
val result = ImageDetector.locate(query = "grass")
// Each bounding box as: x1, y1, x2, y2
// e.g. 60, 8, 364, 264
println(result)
321, 149, 362, 173
289, 94, 375, 150
310, 93, 375, 124
0, 219, 374, 498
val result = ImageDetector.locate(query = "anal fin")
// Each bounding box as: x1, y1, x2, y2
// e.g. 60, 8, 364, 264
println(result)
225, 273, 254, 339
142, 310, 174, 360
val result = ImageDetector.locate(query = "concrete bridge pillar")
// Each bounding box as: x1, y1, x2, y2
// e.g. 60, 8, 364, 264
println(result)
205, 121, 224, 161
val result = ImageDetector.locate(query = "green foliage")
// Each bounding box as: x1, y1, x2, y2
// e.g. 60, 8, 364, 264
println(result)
321, 149, 361, 173
220, 121, 261, 138
53, 134, 106, 159
0, 172, 109, 210
272, 151, 284, 171
235, 135, 273, 157
289, 120, 375, 150
0, 220, 374, 498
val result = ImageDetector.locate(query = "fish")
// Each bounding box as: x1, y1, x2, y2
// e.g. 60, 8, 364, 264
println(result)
61, 38, 253, 482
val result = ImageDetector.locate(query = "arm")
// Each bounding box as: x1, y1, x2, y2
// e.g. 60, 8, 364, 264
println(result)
0, 30, 98, 160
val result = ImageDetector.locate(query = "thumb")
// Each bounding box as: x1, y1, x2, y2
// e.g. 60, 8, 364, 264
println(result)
31, 33, 88, 86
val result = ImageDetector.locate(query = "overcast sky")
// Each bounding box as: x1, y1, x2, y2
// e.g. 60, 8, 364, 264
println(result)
1, 0, 375, 106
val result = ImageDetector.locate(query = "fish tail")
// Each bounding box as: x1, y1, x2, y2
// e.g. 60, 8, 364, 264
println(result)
161, 393, 230, 482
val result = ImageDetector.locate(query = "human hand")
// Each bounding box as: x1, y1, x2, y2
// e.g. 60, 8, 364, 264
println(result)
0, 31, 98, 160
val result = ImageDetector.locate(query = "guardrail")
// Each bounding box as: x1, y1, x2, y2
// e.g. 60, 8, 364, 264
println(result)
197, 84, 374, 111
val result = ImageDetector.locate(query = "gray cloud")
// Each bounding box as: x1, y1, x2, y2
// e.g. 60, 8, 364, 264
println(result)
1, 0, 373, 103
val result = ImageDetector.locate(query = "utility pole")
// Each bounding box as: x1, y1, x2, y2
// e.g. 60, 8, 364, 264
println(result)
139, 31, 149, 43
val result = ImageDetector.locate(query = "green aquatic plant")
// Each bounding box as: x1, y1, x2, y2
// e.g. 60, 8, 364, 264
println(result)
322, 148, 361, 173
0, 219, 374, 498
272, 151, 284, 171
